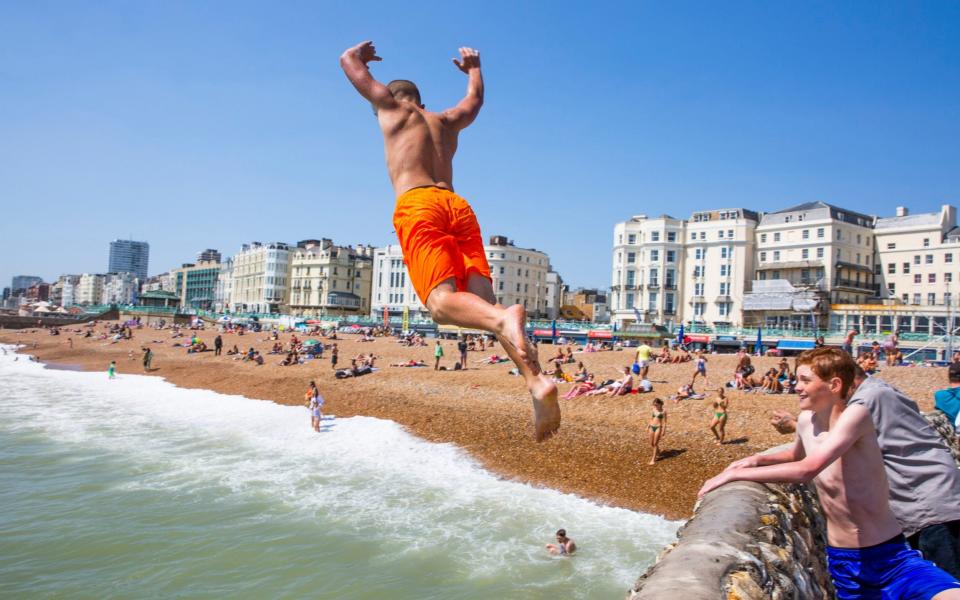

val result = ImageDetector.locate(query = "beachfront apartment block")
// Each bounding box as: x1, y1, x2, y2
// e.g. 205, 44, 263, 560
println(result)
486, 235, 553, 319
213, 258, 233, 313
544, 271, 566, 320
11, 275, 43, 293
287, 239, 374, 317
75, 274, 105, 305
610, 214, 686, 327
101, 272, 139, 305
827, 205, 960, 338
108, 239, 150, 282
50, 275, 80, 307
680, 209, 758, 328
369, 244, 429, 320
170, 260, 221, 310
228, 242, 290, 314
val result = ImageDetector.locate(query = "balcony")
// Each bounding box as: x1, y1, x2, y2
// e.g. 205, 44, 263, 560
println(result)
833, 279, 878, 294
663, 309, 676, 316
688, 295, 705, 304
714, 295, 732, 303
647, 283, 660, 290
664, 283, 677, 291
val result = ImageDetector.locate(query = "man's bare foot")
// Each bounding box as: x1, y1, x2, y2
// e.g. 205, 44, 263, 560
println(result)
647, 458, 656, 465
498, 304, 529, 364
530, 374, 560, 441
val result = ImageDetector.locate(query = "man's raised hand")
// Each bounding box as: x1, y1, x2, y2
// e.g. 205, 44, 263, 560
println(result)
350, 40, 382, 65
453, 47, 480, 73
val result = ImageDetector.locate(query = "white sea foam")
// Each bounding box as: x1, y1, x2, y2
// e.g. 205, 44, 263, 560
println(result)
0, 346, 680, 590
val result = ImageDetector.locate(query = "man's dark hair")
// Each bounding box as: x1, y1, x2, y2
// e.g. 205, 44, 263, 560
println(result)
387, 79, 422, 105
949, 362, 960, 383
556, 529, 566, 537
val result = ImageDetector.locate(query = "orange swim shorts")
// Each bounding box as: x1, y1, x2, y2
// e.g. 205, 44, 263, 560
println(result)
392, 186, 492, 304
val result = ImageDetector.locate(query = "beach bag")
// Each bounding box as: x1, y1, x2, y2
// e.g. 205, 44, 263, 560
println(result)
935, 388, 960, 424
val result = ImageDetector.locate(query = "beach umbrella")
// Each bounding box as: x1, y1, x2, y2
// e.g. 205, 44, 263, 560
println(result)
755, 327, 763, 356
33, 306, 51, 313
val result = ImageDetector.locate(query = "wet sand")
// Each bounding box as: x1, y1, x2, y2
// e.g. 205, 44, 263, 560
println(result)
2, 325, 946, 520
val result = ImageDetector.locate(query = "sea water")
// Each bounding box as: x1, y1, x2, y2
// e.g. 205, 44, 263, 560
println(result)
0, 346, 680, 599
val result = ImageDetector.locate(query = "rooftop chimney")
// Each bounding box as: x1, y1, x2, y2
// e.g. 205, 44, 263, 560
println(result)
896, 206, 908, 217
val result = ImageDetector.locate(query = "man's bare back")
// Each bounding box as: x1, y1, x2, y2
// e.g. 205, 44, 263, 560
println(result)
341, 41, 482, 197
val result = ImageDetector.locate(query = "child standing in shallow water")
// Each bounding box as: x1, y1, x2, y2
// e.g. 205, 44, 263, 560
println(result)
647, 398, 666, 465
709, 387, 728, 445
108, 361, 116, 379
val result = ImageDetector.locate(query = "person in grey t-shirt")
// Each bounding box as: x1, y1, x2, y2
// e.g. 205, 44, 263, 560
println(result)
771, 371, 960, 578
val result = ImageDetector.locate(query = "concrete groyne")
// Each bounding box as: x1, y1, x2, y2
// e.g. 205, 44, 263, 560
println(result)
628, 411, 960, 600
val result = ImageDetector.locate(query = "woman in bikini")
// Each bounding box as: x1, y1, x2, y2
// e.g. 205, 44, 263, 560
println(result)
647, 398, 666, 465
709, 387, 728, 445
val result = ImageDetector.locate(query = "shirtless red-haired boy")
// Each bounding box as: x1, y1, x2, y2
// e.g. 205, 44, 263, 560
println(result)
340, 41, 559, 440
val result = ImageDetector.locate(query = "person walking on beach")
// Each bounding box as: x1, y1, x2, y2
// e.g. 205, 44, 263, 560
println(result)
709, 387, 728, 445
142, 347, 153, 372
108, 360, 116, 379
545, 529, 576, 556
458, 335, 468, 370
305, 381, 324, 433
700, 348, 960, 598
330, 343, 338, 370
647, 398, 666, 465
214, 334, 223, 356
690, 351, 708, 388
635, 342, 652, 380
434, 339, 444, 370
340, 40, 559, 441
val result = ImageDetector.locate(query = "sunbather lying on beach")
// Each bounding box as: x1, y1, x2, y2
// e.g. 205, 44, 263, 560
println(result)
390, 359, 428, 367
562, 374, 596, 399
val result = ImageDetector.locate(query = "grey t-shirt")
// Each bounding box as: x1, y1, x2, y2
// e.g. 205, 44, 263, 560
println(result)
849, 376, 960, 536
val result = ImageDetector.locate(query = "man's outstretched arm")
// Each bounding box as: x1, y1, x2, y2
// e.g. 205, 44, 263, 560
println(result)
698, 405, 873, 497
442, 47, 484, 130
340, 40, 397, 111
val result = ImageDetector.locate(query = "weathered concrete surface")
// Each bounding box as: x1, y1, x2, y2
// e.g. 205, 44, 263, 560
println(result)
629, 413, 959, 600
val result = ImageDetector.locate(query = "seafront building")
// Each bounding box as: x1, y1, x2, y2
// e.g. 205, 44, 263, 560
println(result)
75, 274, 105, 305
170, 259, 221, 310
102, 272, 139, 305
214, 258, 233, 313
486, 235, 555, 319
370, 244, 428, 320
610, 201, 960, 335
108, 239, 150, 282
680, 208, 759, 328
228, 242, 291, 314
544, 271, 566, 320
11, 275, 43, 293
287, 239, 374, 317
610, 214, 686, 327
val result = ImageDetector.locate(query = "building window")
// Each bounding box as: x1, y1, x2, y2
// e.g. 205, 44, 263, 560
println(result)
773, 250, 780, 261
913, 293, 921, 305
914, 274, 922, 284
693, 266, 701, 277
928, 292, 936, 305
926, 255, 934, 264
774, 232, 781, 242
802, 229, 809, 240
718, 302, 729, 316
888, 263, 896, 274
690, 232, 696, 240
648, 292, 658, 307
721, 247, 729, 259
699, 231, 706, 240
625, 293, 634, 308
924, 238, 930, 248
627, 252, 636, 264
720, 265, 728, 276
649, 269, 659, 286
498, 281, 504, 290
888, 282, 895, 294
817, 228, 825, 239
929, 273, 937, 284
947, 273, 953, 283
947, 253, 954, 264
719, 282, 728, 295
667, 231, 676, 242
650, 250, 659, 262
887, 243, 896, 250
817, 247, 824, 259
761, 233, 767, 243
651, 232, 660, 242
946, 292, 953, 306
802, 249, 809, 259
627, 234, 636, 244
727, 229, 733, 238
718, 230, 725, 239
666, 250, 676, 263
914, 255, 921, 265
903, 263, 910, 274
626, 270, 635, 286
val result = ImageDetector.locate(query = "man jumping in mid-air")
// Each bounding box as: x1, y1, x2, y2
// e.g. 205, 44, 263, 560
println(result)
340, 40, 560, 440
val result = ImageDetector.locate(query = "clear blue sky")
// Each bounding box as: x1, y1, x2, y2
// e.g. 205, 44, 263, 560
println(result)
2, 1, 958, 291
